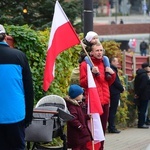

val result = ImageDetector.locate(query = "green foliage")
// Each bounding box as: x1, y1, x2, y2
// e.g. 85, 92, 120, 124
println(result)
102, 40, 122, 59
5, 25, 47, 103
102, 41, 137, 128
0, 0, 82, 30
126, 82, 138, 127
46, 43, 82, 98
5, 25, 82, 103
38, 137, 63, 148
62, 0, 82, 24
5, 25, 137, 128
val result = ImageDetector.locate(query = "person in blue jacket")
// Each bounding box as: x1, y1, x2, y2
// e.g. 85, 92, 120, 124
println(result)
0, 24, 34, 149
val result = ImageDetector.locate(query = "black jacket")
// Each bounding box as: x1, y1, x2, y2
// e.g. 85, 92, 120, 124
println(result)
134, 68, 150, 100
109, 65, 124, 96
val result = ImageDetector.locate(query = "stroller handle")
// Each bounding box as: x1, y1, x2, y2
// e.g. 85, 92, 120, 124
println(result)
33, 109, 58, 114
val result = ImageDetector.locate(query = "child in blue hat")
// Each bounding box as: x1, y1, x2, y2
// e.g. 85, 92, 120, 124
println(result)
64, 84, 92, 150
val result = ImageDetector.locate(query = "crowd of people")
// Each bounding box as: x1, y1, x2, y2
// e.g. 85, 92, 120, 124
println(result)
127, 38, 149, 56
1, 23, 149, 150
68, 31, 124, 150
68, 31, 150, 150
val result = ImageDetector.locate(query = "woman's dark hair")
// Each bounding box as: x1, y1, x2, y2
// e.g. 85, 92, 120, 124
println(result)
82, 38, 92, 47
78, 46, 92, 63
109, 56, 116, 64
0, 33, 6, 42
78, 38, 93, 63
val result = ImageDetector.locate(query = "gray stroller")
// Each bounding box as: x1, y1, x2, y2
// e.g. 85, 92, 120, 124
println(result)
25, 95, 74, 150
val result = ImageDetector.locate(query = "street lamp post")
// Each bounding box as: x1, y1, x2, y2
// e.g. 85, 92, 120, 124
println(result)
83, 0, 93, 37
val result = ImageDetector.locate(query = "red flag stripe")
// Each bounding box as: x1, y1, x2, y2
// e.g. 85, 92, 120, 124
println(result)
87, 64, 103, 115
43, 23, 80, 91
88, 88, 103, 114
43, 1, 80, 91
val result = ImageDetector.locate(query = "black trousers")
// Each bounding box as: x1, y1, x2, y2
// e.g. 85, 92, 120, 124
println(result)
138, 99, 149, 127
0, 120, 25, 150
108, 94, 120, 130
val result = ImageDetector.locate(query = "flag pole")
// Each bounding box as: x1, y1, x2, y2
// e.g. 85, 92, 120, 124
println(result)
80, 41, 94, 67
90, 115, 95, 150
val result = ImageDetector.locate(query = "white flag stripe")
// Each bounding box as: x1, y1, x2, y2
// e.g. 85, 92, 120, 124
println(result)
92, 114, 105, 141
87, 64, 105, 142
87, 94, 90, 114
87, 64, 96, 88
42, 0, 80, 91
87, 114, 105, 142
48, 1, 69, 49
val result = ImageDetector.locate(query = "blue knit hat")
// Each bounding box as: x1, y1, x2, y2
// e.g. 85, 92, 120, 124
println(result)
69, 84, 83, 99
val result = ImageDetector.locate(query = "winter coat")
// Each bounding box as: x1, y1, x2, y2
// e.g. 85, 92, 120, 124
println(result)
0, 42, 34, 125
134, 69, 150, 100
109, 65, 124, 96
140, 41, 148, 50
64, 96, 92, 148
80, 57, 116, 105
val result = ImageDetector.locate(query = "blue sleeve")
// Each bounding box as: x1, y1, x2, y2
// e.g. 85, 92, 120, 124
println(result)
84, 56, 93, 68
103, 55, 110, 67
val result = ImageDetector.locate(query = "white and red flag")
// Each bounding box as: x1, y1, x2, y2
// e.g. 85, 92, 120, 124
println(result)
43, 1, 80, 91
87, 64, 105, 150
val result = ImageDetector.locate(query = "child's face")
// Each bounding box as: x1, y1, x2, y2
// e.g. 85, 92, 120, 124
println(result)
75, 94, 83, 101
90, 36, 99, 44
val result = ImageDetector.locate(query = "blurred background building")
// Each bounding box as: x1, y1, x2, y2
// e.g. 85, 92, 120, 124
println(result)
93, 0, 150, 16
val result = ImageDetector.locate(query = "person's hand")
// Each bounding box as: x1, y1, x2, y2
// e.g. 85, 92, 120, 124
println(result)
92, 66, 100, 74
80, 40, 86, 47
105, 67, 114, 74
88, 114, 92, 119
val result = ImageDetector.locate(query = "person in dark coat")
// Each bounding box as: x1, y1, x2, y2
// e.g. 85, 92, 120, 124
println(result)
64, 84, 92, 150
145, 67, 150, 125
140, 40, 148, 56
134, 63, 150, 128
108, 57, 124, 133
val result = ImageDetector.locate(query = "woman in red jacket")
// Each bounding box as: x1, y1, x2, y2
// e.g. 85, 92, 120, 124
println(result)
80, 43, 116, 150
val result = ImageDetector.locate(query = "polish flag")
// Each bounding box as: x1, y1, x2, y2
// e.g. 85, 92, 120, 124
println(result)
43, 1, 80, 91
87, 64, 105, 150
87, 64, 103, 115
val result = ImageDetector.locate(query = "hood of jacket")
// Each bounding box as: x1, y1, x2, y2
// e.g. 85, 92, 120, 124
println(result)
136, 68, 146, 76
111, 64, 118, 72
64, 96, 80, 106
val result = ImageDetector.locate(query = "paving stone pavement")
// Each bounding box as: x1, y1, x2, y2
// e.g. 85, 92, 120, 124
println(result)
104, 127, 150, 150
